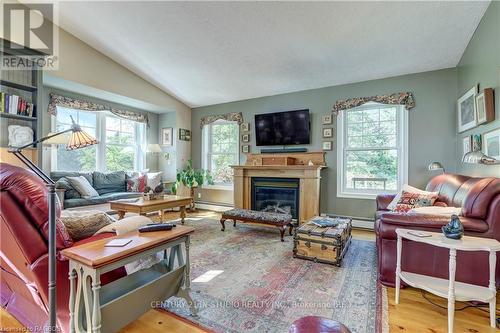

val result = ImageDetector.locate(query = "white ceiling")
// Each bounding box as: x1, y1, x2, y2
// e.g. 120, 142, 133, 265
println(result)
56, 1, 490, 108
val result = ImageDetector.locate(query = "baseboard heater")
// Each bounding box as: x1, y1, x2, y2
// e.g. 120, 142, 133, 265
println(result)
321, 213, 375, 230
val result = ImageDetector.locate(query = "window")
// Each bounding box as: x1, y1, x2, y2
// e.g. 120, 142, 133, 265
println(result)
202, 120, 239, 187
337, 103, 408, 199
52, 107, 146, 172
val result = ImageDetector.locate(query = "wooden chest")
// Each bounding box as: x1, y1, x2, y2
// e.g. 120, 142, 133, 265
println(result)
293, 217, 352, 266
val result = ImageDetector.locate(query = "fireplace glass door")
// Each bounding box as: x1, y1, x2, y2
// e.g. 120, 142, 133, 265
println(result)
251, 177, 300, 220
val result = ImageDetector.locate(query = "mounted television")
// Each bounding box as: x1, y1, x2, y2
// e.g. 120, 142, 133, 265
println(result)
255, 109, 310, 146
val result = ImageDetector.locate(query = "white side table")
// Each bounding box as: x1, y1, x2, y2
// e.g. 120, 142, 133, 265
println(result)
395, 228, 500, 333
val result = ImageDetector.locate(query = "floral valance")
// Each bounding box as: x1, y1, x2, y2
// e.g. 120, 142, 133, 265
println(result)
47, 93, 149, 126
200, 112, 243, 128
331, 92, 415, 116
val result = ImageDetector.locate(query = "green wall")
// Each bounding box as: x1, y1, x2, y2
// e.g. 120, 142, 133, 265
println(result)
456, 1, 500, 177
192, 68, 458, 219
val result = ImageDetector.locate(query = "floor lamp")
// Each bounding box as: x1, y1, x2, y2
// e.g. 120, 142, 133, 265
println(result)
9, 116, 98, 331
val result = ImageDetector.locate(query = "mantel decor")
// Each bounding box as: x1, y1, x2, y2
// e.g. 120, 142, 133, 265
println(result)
332, 92, 415, 116
200, 112, 243, 128
47, 93, 149, 126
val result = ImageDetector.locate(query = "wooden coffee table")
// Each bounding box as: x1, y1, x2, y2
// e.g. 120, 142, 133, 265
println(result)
109, 195, 192, 224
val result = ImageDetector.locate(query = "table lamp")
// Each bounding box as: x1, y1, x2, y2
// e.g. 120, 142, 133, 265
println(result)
9, 116, 98, 331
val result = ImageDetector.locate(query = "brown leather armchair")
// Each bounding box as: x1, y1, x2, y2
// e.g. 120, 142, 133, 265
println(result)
375, 174, 500, 287
0, 163, 125, 332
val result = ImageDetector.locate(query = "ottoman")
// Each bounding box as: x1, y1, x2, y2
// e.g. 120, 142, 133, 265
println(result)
220, 208, 293, 241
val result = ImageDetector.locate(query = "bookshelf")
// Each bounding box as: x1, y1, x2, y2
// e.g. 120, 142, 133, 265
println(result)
0, 39, 43, 166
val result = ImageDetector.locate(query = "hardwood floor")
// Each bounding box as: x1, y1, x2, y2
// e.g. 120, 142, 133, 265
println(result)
1, 209, 498, 332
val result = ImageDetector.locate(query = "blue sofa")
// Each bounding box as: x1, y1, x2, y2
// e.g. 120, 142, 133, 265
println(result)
51, 171, 142, 208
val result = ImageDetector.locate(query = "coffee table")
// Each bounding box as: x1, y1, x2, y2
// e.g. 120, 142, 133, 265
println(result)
109, 195, 192, 224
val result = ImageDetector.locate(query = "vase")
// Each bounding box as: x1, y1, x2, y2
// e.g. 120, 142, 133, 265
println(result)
442, 214, 464, 239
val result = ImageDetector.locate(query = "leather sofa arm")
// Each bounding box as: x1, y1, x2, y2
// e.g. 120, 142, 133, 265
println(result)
380, 212, 489, 233
376, 194, 396, 211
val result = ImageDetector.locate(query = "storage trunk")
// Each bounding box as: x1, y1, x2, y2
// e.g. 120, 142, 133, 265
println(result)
293, 217, 352, 266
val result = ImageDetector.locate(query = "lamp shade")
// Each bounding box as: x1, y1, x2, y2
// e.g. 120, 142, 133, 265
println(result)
66, 129, 98, 150
147, 143, 162, 153
428, 161, 444, 171
462, 150, 500, 165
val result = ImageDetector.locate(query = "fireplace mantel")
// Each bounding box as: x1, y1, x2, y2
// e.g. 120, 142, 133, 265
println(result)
232, 153, 326, 224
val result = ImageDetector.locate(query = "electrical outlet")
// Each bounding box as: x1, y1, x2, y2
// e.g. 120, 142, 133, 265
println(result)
197, 192, 202, 199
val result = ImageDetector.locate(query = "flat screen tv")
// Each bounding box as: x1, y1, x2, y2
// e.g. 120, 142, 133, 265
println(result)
255, 109, 310, 146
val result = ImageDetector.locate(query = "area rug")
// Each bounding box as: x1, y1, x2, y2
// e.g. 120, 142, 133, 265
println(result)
161, 218, 387, 333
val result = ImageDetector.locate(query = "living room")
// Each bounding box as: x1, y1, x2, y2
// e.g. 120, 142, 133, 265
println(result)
0, 1, 499, 333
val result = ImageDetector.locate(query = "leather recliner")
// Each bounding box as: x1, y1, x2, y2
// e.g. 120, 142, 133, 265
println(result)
0, 163, 125, 332
375, 173, 500, 287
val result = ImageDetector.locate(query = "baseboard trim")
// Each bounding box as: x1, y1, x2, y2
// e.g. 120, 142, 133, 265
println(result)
321, 213, 375, 230
195, 202, 234, 212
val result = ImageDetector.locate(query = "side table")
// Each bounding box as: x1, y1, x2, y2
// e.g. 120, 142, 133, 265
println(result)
395, 228, 500, 333
61, 226, 196, 333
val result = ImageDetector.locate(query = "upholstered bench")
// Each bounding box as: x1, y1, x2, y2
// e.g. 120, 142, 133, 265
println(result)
220, 208, 293, 241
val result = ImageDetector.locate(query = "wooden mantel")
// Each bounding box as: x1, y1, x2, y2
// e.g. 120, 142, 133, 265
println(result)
232, 152, 326, 224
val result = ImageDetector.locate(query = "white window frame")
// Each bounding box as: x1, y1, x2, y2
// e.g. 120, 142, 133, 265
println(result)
201, 119, 239, 190
51, 107, 146, 172
336, 103, 408, 200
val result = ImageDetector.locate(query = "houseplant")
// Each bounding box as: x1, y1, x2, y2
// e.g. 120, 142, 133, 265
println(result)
172, 159, 213, 210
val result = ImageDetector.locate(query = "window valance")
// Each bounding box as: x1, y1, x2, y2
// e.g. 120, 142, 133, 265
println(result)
47, 93, 149, 126
200, 112, 243, 128
331, 92, 415, 116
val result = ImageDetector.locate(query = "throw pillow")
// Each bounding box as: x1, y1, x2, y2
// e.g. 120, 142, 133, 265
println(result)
393, 190, 439, 213
55, 177, 81, 200
387, 184, 438, 210
146, 172, 162, 190
60, 210, 116, 241
127, 174, 146, 192
67, 176, 99, 198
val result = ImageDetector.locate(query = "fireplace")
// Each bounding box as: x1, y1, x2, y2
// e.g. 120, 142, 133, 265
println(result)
251, 177, 300, 220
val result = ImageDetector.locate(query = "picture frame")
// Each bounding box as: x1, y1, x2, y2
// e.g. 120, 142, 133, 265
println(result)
476, 88, 495, 125
323, 128, 333, 138
242, 134, 250, 142
322, 141, 332, 151
240, 122, 249, 132
483, 128, 500, 159
178, 128, 191, 141
242, 145, 250, 153
322, 114, 333, 125
462, 136, 472, 155
457, 86, 477, 133
472, 134, 481, 152
161, 127, 173, 146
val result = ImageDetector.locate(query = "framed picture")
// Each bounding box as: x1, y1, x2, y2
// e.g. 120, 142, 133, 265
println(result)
462, 136, 472, 154
185, 129, 191, 141
472, 134, 481, 152
322, 114, 333, 125
240, 122, 249, 132
323, 128, 333, 138
476, 88, 495, 125
242, 145, 250, 153
484, 128, 500, 159
178, 128, 191, 141
161, 127, 173, 146
242, 134, 250, 142
322, 141, 332, 151
458, 86, 477, 133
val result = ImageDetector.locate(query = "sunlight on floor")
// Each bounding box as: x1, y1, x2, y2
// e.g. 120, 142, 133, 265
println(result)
192, 270, 224, 283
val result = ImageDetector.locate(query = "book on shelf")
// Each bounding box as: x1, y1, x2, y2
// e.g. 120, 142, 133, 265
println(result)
0, 92, 35, 117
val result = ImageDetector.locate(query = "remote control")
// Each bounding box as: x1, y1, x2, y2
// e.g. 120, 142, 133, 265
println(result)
146, 223, 176, 227
138, 223, 175, 233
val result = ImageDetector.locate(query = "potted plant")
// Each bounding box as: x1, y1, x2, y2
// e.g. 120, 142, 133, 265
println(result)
172, 159, 213, 210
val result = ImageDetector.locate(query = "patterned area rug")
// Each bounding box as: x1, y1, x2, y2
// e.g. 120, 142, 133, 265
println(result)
163, 218, 387, 333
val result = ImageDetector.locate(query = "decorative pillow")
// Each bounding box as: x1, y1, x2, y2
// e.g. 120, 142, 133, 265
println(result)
67, 176, 99, 198
393, 190, 439, 213
55, 177, 81, 200
127, 174, 146, 192
146, 172, 162, 189
387, 184, 438, 210
60, 210, 116, 241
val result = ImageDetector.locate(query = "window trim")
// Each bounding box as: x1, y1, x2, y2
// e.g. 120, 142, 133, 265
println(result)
336, 103, 408, 200
201, 119, 239, 189
51, 107, 146, 172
